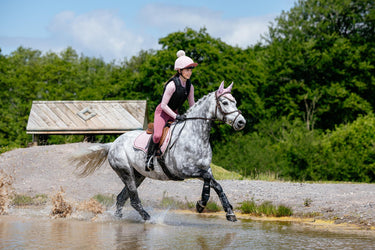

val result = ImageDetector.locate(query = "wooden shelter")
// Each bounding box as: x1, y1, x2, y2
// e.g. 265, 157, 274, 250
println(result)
26, 100, 148, 144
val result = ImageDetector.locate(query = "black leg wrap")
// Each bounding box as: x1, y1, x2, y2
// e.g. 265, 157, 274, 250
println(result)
196, 201, 205, 213
219, 193, 232, 213
197, 179, 211, 213
202, 180, 210, 203
211, 179, 237, 222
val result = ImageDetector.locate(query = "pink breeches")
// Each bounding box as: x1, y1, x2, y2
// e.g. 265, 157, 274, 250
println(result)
152, 104, 174, 143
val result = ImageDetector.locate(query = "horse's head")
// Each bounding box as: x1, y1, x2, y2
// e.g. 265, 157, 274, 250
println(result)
215, 81, 246, 131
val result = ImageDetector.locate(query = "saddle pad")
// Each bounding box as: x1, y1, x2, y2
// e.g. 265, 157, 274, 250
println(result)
133, 131, 151, 153
133, 129, 172, 155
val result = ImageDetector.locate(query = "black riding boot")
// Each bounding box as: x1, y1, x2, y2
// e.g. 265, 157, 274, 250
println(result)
145, 139, 158, 171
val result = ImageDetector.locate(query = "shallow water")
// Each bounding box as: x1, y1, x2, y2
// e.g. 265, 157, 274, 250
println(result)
1, 208, 374, 249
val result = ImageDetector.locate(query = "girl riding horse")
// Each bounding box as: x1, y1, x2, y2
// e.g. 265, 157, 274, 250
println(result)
146, 50, 198, 171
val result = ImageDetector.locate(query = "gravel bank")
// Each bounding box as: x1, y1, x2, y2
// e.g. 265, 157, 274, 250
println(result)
1, 143, 375, 228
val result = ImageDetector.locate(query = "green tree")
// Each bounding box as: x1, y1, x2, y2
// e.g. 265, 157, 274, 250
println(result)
263, 0, 375, 130
0, 47, 43, 146
126, 27, 266, 130
313, 114, 375, 182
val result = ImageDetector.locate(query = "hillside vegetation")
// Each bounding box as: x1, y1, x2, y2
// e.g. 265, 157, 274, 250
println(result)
1, 0, 374, 182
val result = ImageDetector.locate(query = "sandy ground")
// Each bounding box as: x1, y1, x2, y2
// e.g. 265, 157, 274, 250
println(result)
1, 143, 375, 230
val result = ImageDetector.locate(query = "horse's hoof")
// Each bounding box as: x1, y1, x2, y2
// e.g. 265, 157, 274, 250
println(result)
141, 211, 151, 221
196, 201, 205, 213
115, 210, 123, 218
226, 213, 237, 222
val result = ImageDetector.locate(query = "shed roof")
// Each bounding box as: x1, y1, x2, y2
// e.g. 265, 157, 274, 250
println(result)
26, 100, 148, 134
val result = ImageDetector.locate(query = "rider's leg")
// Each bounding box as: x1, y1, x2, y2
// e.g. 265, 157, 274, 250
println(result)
145, 138, 158, 171
146, 105, 172, 171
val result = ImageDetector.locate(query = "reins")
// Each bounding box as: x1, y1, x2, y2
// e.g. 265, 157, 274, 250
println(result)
184, 117, 218, 122
167, 91, 242, 150
183, 91, 242, 125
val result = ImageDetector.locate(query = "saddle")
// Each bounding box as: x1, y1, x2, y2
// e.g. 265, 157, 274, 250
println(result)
133, 122, 172, 156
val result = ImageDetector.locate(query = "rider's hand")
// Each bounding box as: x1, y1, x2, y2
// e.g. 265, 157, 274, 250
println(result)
176, 114, 186, 121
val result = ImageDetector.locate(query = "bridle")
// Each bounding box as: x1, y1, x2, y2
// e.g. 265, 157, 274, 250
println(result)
184, 91, 242, 128
169, 91, 242, 150
214, 92, 242, 126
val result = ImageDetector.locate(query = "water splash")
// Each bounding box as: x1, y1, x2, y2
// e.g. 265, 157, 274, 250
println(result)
92, 210, 117, 222
148, 208, 170, 225
103, 207, 175, 225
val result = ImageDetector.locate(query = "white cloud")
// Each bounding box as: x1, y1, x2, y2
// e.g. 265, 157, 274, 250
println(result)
0, 4, 276, 62
139, 4, 221, 32
48, 10, 144, 61
139, 3, 274, 48
222, 16, 273, 47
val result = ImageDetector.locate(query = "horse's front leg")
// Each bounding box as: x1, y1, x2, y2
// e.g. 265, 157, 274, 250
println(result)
196, 178, 211, 213
210, 178, 237, 222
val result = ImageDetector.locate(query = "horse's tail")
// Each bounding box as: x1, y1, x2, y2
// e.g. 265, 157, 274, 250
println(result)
70, 143, 112, 178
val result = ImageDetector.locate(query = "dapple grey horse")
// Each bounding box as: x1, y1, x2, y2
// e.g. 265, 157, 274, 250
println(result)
72, 82, 246, 222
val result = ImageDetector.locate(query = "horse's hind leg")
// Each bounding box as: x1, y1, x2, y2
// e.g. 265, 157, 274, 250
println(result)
114, 169, 147, 219
113, 168, 150, 220
115, 187, 128, 217
128, 183, 150, 221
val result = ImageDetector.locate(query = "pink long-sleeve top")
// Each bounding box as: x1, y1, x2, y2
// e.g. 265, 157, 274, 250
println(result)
160, 78, 195, 119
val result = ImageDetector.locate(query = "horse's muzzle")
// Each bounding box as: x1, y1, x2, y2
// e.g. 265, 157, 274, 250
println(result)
233, 115, 246, 131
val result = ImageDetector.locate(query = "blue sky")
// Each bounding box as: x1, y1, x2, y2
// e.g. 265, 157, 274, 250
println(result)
0, 0, 296, 62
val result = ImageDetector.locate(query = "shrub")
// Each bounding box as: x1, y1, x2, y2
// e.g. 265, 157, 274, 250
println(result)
213, 118, 321, 181
92, 194, 115, 208
237, 199, 293, 217
212, 131, 283, 179
276, 205, 293, 217
160, 191, 187, 209
205, 200, 221, 212
238, 199, 258, 215
214, 114, 375, 183
310, 114, 375, 182
12, 194, 48, 206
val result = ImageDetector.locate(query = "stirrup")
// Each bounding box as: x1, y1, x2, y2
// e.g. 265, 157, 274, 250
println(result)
145, 156, 154, 171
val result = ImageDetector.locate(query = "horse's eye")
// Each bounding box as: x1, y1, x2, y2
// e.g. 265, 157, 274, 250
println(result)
222, 101, 229, 106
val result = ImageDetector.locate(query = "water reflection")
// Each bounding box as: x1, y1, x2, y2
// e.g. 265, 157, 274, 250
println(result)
196, 232, 236, 249
114, 222, 149, 249
1, 209, 375, 249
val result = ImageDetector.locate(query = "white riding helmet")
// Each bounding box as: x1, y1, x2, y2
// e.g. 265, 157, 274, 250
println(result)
174, 50, 198, 70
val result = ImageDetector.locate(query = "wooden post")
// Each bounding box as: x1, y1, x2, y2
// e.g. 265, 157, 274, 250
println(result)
32, 134, 38, 146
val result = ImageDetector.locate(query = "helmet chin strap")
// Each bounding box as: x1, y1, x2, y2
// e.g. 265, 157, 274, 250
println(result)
179, 70, 188, 80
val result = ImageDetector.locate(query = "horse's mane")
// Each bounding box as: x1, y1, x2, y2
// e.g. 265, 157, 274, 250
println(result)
185, 92, 214, 115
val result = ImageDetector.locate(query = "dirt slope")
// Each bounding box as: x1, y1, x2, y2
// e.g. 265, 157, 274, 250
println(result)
1, 143, 375, 229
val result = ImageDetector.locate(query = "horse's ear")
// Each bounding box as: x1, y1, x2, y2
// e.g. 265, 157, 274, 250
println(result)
217, 81, 225, 95
225, 82, 233, 93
